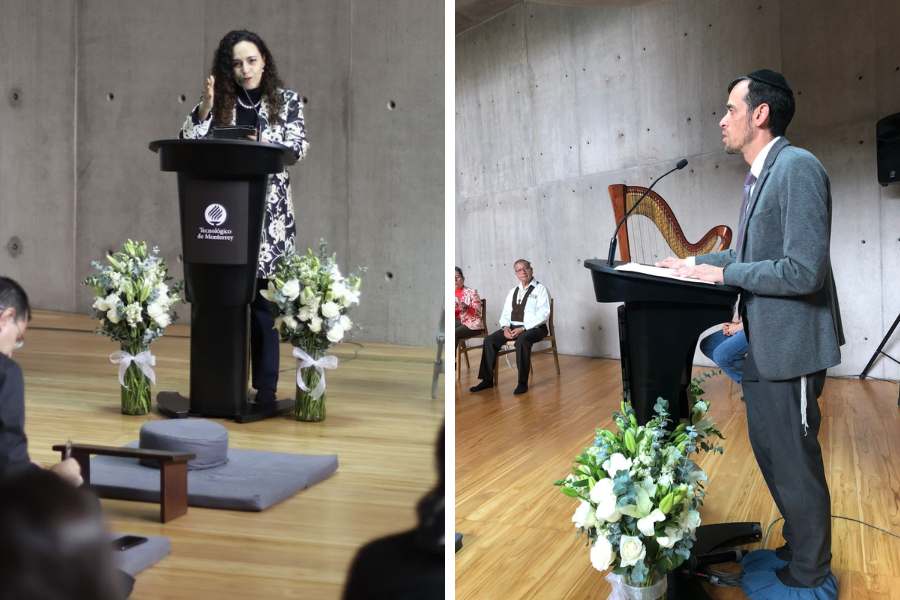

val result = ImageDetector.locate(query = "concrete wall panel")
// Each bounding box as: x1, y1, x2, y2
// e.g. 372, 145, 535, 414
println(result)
348, 0, 444, 345
75, 0, 205, 315
0, 0, 76, 310
456, 4, 533, 199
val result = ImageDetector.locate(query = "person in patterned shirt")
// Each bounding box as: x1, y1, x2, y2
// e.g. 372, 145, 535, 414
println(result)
180, 30, 309, 406
455, 267, 483, 341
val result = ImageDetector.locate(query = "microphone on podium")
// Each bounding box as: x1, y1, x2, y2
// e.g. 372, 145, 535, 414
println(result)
606, 159, 689, 266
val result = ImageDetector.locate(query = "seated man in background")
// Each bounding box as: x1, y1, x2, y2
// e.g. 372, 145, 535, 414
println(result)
0, 276, 82, 484
469, 259, 550, 395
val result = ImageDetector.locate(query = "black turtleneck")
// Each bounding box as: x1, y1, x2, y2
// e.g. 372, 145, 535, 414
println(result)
235, 86, 263, 129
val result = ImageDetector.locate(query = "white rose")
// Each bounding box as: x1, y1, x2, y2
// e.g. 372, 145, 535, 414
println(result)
309, 316, 323, 333
637, 508, 666, 537
281, 279, 301, 301
345, 287, 361, 305
589, 536, 615, 572
154, 312, 171, 328
331, 281, 348, 300
589, 478, 621, 523
326, 323, 344, 343
602, 453, 633, 478
338, 315, 352, 330
93, 296, 110, 312
283, 315, 298, 331
297, 306, 314, 322
679, 509, 701, 533
572, 501, 597, 530
106, 307, 121, 324
321, 301, 341, 319
656, 526, 683, 548
618, 535, 646, 568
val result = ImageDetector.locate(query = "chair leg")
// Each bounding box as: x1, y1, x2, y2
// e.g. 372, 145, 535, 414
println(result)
552, 340, 560, 375
456, 343, 462, 381
464, 343, 470, 369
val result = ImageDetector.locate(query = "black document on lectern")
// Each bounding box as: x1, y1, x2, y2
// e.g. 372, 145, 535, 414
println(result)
180, 178, 249, 265
210, 126, 257, 140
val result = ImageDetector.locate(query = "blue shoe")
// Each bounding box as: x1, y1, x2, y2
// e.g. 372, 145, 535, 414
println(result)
741, 569, 838, 599
742, 549, 789, 574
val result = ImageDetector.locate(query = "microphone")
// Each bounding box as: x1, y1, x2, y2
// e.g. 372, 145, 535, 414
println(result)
241, 86, 263, 141
606, 159, 689, 266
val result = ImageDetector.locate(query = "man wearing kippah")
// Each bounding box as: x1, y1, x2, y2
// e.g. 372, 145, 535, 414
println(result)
656, 70, 844, 599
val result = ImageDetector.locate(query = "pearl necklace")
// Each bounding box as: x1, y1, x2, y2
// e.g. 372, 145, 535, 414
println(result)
237, 95, 261, 110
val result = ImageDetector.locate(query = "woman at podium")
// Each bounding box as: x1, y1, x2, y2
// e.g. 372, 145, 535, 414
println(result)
180, 30, 309, 405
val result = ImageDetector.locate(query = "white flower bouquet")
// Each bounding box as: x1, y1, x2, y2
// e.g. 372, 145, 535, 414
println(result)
556, 373, 723, 598
83, 240, 182, 415
261, 243, 362, 421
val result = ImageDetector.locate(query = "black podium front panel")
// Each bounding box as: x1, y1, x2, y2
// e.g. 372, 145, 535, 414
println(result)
180, 178, 250, 265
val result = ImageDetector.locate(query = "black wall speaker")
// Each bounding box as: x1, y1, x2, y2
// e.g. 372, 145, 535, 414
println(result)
876, 112, 900, 186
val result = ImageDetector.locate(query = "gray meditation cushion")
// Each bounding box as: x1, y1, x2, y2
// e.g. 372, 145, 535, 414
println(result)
139, 418, 228, 470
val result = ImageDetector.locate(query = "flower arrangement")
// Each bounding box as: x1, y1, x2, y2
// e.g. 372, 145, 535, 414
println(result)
83, 240, 182, 415
261, 243, 362, 421
555, 372, 723, 596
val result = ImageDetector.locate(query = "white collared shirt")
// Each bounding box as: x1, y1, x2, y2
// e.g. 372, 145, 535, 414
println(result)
748, 136, 781, 197
687, 135, 782, 266
498, 280, 551, 330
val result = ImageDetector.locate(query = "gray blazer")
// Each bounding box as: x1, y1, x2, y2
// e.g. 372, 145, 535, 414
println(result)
697, 138, 844, 380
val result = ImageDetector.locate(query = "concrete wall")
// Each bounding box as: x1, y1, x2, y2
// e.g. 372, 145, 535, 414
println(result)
456, 0, 900, 379
0, 0, 443, 346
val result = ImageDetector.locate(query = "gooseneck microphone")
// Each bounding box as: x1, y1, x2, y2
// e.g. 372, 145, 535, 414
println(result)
241, 86, 263, 141
606, 158, 688, 266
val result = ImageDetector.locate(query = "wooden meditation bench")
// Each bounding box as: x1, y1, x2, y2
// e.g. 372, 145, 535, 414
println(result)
53, 443, 195, 523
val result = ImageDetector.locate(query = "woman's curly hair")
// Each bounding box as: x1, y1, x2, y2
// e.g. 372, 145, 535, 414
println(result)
210, 30, 285, 126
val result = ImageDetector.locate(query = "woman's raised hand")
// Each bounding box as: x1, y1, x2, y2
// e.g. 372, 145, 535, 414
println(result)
199, 74, 215, 119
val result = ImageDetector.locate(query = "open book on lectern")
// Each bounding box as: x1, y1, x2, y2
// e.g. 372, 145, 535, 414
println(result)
614, 262, 715, 285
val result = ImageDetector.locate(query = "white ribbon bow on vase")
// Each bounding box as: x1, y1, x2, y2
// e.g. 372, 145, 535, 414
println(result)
109, 350, 157, 388
292, 347, 338, 400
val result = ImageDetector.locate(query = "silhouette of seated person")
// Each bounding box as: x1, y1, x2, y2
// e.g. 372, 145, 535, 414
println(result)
342, 424, 444, 600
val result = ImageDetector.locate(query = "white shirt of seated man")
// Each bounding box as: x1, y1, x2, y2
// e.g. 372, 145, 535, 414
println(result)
498, 261, 551, 333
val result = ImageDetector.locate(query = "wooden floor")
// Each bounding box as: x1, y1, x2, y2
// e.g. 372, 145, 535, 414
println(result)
19, 311, 444, 600
455, 350, 900, 599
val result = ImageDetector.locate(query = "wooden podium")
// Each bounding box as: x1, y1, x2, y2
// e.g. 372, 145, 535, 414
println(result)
149, 139, 295, 423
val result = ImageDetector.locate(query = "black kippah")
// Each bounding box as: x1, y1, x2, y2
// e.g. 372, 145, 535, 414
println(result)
745, 69, 793, 95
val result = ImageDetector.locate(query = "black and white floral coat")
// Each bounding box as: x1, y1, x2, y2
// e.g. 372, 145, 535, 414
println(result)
180, 88, 309, 278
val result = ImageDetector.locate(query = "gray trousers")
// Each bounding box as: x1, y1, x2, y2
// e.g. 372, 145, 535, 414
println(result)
742, 349, 832, 587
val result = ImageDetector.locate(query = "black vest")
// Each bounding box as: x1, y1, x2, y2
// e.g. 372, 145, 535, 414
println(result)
510, 284, 535, 323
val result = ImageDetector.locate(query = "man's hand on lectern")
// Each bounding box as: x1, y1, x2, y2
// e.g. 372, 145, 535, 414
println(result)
674, 263, 724, 284
655, 256, 689, 270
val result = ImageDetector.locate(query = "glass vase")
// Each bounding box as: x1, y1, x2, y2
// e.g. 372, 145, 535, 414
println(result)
606, 573, 667, 600
294, 347, 326, 422
120, 344, 152, 416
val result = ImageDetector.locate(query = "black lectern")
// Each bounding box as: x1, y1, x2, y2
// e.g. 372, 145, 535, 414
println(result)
584, 259, 762, 599
585, 260, 737, 423
149, 139, 295, 423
